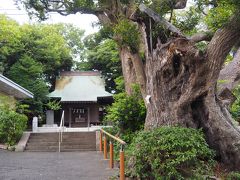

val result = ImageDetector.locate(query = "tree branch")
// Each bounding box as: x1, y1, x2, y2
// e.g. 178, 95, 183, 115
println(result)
189, 31, 213, 43
207, 11, 240, 79
139, 4, 184, 37
95, 11, 111, 25
218, 48, 240, 92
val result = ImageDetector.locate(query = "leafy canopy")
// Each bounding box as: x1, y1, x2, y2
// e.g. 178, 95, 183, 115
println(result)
79, 37, 122, 92
0, 15, 81, 116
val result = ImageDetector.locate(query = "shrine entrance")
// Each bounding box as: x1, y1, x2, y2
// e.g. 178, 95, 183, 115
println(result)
70, 107, 89, 127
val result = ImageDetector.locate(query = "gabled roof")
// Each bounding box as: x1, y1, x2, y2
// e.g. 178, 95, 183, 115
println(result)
0, 74, 34, 99
48, 71, 112, 102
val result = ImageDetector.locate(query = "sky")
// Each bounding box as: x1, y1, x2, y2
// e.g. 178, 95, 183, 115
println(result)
0, 0, 99, 35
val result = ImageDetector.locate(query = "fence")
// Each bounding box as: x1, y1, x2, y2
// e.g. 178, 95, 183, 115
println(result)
99, 129, 126, 180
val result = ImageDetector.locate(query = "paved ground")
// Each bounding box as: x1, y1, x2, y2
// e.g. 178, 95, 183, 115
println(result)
0, 150, 117, 180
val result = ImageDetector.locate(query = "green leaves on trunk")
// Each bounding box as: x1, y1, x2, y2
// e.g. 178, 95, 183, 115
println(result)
114, 19, 141, 53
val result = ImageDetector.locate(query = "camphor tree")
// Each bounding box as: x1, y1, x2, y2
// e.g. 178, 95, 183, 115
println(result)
17, 0, 240, 169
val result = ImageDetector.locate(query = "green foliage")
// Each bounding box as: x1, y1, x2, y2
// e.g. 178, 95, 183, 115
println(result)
114, 19, 140, 53
114, 76, 125, 93
194, 0, 239, 31
0, 15, 77, 117
0, 15, 73, 87
55, 23, 85, 61
79, 38, 122, 92
126, 127, 215, 179
0, 15, 22, 70
174, 6, 202, 35
150, 0, 177, 15
224, 53, 234, 65
19, 24, 73, 85
46, 100, 61, 110
205, 1, 235, 31
0, 106, 27, 146
104, 85, 146, 133
16, 103, 31, 114
83, 26, 114, 50
230, 86, 240, 123
7, 55, 49, 116
227, 172, 240, 180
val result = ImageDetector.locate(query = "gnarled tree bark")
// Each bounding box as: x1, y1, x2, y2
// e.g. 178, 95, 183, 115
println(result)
119, 46, 137, 95
139, 7, 240, 169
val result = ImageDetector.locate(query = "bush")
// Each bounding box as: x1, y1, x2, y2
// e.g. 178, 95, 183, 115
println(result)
227, 172, 240, 180
126, 127, 215, 179
0, 106, 28, 146
104, 85, 146, 134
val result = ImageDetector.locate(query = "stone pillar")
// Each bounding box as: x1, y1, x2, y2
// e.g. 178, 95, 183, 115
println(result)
46, 110, 54, 125
32, 117, 38, 132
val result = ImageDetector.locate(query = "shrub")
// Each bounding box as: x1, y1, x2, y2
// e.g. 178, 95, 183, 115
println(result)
104, 84, 146, 134
126, 127, 215, 179
227, 172, 240, 180
0, 106, 28, 146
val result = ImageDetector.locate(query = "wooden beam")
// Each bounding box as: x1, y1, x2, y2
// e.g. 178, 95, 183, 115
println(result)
139, 4, 184, 37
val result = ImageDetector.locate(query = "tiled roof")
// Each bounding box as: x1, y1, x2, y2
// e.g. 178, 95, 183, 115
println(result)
48, 71, 112, 102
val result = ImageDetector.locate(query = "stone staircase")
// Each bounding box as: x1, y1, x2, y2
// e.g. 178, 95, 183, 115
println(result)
25, 132, 96, 152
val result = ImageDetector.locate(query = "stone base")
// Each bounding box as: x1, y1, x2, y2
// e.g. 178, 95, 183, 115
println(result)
15, 132, 30, 152
42, 124, 58, 127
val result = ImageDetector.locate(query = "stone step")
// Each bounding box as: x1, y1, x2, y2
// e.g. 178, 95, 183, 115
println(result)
27, 141, 96, 146
30, 133, 58, 136
25, 131, 97, 152
25, 148, 96, 152
25, 145, 96, 152
25, 146, 58, 151
61, 141, 96, 145
60, 149, 96, 152
24, 149, 58, 152
30, 134, 96, 138
27, 137, 95, 142
30, 132, 96, 135
26, 144, 96, 149
27, 139, 57, 142
26, 142, 58, 146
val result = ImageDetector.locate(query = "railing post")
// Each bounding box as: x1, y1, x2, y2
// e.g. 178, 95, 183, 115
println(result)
58, 131, 60, 152
120, 145, 125, 180
104, 135, 107, 159
109, 141, 114, 168
61, 130, 62, 142
99, 131, 103, 152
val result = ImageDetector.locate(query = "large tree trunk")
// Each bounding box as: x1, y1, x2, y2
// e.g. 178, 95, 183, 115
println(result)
119, 46, 137, 94
139, 9, 240, 169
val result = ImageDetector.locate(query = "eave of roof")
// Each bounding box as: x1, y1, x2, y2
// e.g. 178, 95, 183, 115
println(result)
0, 74, 34, 99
